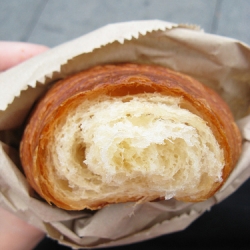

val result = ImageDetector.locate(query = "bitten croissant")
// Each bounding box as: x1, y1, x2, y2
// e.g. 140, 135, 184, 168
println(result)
20, 64, 242, 210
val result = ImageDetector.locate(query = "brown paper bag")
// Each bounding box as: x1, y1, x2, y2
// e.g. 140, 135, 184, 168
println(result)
0, 20, 250, 249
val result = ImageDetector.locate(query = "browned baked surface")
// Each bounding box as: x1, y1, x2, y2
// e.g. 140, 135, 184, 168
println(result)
20, 64, 242, 210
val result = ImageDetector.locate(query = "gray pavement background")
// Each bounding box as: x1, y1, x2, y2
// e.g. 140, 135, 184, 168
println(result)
1, 0, 250, 47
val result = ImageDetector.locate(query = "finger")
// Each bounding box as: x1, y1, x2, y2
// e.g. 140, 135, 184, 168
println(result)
0, 206, 45, 250
0, 41, 49, 72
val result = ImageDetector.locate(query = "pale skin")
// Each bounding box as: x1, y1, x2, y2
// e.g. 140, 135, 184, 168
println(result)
0, 41, 48, 250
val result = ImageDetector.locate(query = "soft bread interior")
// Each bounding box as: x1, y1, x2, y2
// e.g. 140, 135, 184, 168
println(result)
45, 93, 224, 207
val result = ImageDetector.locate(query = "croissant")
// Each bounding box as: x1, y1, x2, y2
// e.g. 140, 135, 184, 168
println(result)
20, 64, 242, 210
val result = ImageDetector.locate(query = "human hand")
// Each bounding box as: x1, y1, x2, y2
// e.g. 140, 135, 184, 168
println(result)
0, 41, 48, 71
0, 41, 48, 250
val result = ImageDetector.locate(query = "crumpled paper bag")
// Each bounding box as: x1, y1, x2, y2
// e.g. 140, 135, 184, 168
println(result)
0, 20, 249, 249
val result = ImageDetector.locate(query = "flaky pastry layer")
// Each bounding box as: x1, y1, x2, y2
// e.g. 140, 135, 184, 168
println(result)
20, 64, 242, 210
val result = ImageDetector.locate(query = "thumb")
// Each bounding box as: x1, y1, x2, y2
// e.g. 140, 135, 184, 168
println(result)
0, 41, 48, 72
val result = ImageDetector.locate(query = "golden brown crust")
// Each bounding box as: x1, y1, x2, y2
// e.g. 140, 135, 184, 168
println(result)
20, 63, 242, 210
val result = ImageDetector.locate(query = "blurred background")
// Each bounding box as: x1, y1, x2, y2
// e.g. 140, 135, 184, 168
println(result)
1, 0, 250, 46
1, 0, 250, 249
